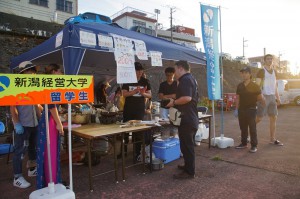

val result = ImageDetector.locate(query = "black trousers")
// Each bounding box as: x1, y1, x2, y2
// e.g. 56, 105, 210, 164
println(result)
123, 104, 145, 156
178, 124, 198, 175
238, 108, 258, 147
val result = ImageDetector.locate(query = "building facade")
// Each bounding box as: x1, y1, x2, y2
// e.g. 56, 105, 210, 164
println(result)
248, 55, 288, 73
0, 0, 78, 24
111, 7, 200, 50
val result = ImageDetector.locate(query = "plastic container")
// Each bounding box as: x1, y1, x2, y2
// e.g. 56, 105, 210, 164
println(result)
152, 137, 180, 164
29, 183, 75, 199
0, 144, 14, 155
151, 102, 160, 115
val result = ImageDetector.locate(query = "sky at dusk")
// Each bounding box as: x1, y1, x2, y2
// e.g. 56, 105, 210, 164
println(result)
79, 0, 300, 73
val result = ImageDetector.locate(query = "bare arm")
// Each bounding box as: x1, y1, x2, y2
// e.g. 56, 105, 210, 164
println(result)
255, 78, 262, 87
158, 93, 176, 100
10, 106, 19, 125
257, 94, 266, 106
275, 83, 280, 105
235, 95, 239, 110
49, 107, 64, 135
35, 104, 43, 119
141, 90, 152, 99
166, 96, 192, 107
122, 89, 139, 97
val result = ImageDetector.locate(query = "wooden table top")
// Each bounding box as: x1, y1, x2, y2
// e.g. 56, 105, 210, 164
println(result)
65, 123, 153, 139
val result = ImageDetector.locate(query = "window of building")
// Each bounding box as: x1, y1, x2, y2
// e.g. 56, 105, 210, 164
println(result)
133, 20, 146, 27
29, 0, 48, 7
56, 0, 73, 13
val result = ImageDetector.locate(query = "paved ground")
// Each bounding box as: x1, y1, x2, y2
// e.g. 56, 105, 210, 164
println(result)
1, 105, 300, 199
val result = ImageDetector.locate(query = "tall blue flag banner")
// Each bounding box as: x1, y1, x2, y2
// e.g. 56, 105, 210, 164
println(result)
200, 5, 221, 100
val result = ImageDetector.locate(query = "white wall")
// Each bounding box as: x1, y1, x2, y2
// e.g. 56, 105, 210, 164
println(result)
0, 0, 78, 24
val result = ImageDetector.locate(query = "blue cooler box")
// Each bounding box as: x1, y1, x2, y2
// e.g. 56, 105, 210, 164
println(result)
0, 144, 14, 155
153, 137, 180, 164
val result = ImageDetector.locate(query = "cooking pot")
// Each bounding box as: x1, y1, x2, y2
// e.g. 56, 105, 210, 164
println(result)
152, 158, 164, 171
71, 113, 90, 124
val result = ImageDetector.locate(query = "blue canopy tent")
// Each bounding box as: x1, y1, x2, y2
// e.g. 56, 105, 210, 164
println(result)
9, 23, 207, 193
10, 22, 206, 76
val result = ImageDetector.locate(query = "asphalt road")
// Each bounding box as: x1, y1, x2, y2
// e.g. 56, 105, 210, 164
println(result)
0, 105, 299, 199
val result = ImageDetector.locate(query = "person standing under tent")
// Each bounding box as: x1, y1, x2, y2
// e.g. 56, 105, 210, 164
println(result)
36, 63, 64, 189
255, 54, 283, 146
235, 67, 265, 153
10, 61, 41, 188
121, 62, 152, 160
167, 60, 199, 179
158, 67, 177, 119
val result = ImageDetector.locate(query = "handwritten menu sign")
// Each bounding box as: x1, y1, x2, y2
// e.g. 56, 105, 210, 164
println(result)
116, 66, 137, 84
98, 34, 113, 49
150, 51, 162, 67
55, 31, 63, 48
80, 30, 96, 46
111, 34, 134, 51
114, 50, 135, 68
133, 39, 148, 60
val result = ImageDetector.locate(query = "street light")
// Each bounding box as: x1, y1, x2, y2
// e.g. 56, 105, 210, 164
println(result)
243, 37, 248, 57
154, 9, 160, 37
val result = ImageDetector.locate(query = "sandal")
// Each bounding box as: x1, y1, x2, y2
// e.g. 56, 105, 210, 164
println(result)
270, 140, 283, 146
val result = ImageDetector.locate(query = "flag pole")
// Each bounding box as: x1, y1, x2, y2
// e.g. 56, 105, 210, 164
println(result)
219, 6, 224, 137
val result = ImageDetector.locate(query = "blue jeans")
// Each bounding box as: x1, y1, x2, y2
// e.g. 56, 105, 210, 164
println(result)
238, 108, 257, 147
160, 108, 169, 119
13, 126, 37, 177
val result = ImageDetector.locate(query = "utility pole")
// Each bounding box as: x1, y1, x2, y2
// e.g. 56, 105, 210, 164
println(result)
243, 37, 248, 57
170, 7, 176, 42
278, 52, 282, 72
154, 9, 160, 37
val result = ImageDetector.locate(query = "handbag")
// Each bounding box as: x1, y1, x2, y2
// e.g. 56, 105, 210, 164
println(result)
169, 107, 182, 126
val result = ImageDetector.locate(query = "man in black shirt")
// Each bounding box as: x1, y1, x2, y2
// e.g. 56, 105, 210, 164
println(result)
122, 62, 152, 159
235, 67, 265, 153
167, 60, 198, 179
158, 67, 177, 118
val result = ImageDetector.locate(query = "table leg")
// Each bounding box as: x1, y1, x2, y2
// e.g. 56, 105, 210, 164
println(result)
149, 130, 153, 173
121, 133, 125, 181
87, 139, 93, 192
142, 132, 146, 174
113, 135, 118, 183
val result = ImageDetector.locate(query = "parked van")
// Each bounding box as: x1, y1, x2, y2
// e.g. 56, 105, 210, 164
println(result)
277, 79, 300, 105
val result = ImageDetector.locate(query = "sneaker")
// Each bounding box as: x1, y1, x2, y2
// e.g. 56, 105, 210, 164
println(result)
235, 144, 247, 149
13, 176, 31, 188
270, 140, 283, 146
173, 171, 195, 180
177, 164, 185, 171
28, 167, 37, 177
249, 146, 257, 153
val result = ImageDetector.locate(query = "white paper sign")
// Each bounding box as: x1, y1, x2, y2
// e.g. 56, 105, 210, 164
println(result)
150, 51, 163, 66
80, 30, 96, 46
114, 49, 135, 68
134, 40, 148, 60
55, 31, 63, 48
98, 34, 113, 49
111, 34, 133, 51
117, 66, 137, 84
